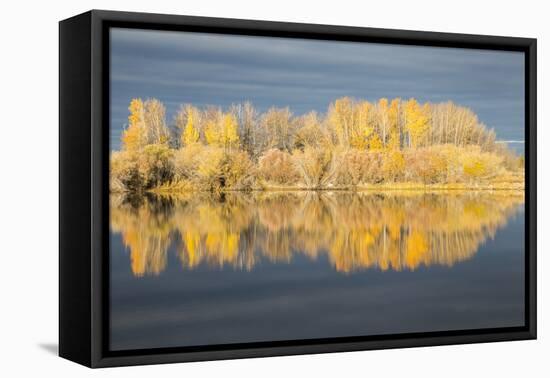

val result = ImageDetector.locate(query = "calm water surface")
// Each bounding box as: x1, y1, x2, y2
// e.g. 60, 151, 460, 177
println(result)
109, 191, 525, 351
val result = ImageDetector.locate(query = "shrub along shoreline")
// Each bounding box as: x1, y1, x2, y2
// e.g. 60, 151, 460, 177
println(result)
110, 97, 524, 194
112, 143, 524, 194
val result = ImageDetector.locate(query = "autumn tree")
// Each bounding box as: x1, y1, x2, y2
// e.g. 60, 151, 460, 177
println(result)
388, 98, 402, 149
428, 102, 495, 149
175, 104, 202, 147
261, 107, 294, 151
328, 97, 354, 147
327, 98, 379, 150
122, 98, 147, 151
205, 113, 240, 151
350, 101, 374, 150
111, 96, 522, 192
230, 102, 260, 157
181, 105, 200, 146
404, 98, 430, 148
143, 98, 170, 144
222, 114, 240, 151
294, 112, 330, 150
122, 98, 170, 151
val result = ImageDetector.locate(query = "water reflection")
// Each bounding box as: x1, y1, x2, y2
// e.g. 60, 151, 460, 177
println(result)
110, 191, 524, 276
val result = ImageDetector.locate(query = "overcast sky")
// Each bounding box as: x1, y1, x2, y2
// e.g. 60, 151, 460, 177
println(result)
110, 27, 525, 152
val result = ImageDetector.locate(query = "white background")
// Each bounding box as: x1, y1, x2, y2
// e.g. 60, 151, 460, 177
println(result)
0, 0, 546, 376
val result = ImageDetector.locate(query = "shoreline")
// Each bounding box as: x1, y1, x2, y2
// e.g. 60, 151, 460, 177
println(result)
112, 181, 525, 196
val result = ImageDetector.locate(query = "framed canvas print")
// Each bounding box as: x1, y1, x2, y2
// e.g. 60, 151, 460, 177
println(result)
59, 10, 536, 368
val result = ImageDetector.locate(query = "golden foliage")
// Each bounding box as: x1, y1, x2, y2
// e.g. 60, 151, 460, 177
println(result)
205, 113, 240, 150
122, 98, 170, 151
182, 107, 200, 146
122, 98, 146, 151
381, 150, 405, 182
368, 134, 384, 151
404, 99, 430, 147
461, 146, 504, 181
111, 97, 524, 193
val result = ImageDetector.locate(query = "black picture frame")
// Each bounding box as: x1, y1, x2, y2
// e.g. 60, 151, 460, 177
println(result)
59, 9, 537, 368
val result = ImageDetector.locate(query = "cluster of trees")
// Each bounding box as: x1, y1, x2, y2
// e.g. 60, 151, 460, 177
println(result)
110, 192, 524, 275
110, 97, 524, 192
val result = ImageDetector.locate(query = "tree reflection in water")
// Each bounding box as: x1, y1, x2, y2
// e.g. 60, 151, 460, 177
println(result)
110, 191, 524, 276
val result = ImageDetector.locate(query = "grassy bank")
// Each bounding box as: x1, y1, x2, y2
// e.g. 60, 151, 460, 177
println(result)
126, 177, 524, 196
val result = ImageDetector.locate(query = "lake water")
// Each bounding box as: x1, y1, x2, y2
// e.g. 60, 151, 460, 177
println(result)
109, 191, 525, 351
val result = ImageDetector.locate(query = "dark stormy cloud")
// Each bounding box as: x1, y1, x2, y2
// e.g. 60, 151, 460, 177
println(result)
110, 28, 525, 152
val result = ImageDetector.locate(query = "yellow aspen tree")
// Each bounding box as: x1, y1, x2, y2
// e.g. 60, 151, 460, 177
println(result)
182, 109, 200, 146
360, 126, 375, 149
205, 119, 222, 146
405, 99, 430, 148
350, 101, 373, 150
122, 98, 146, 151
221, 113, 239, 151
